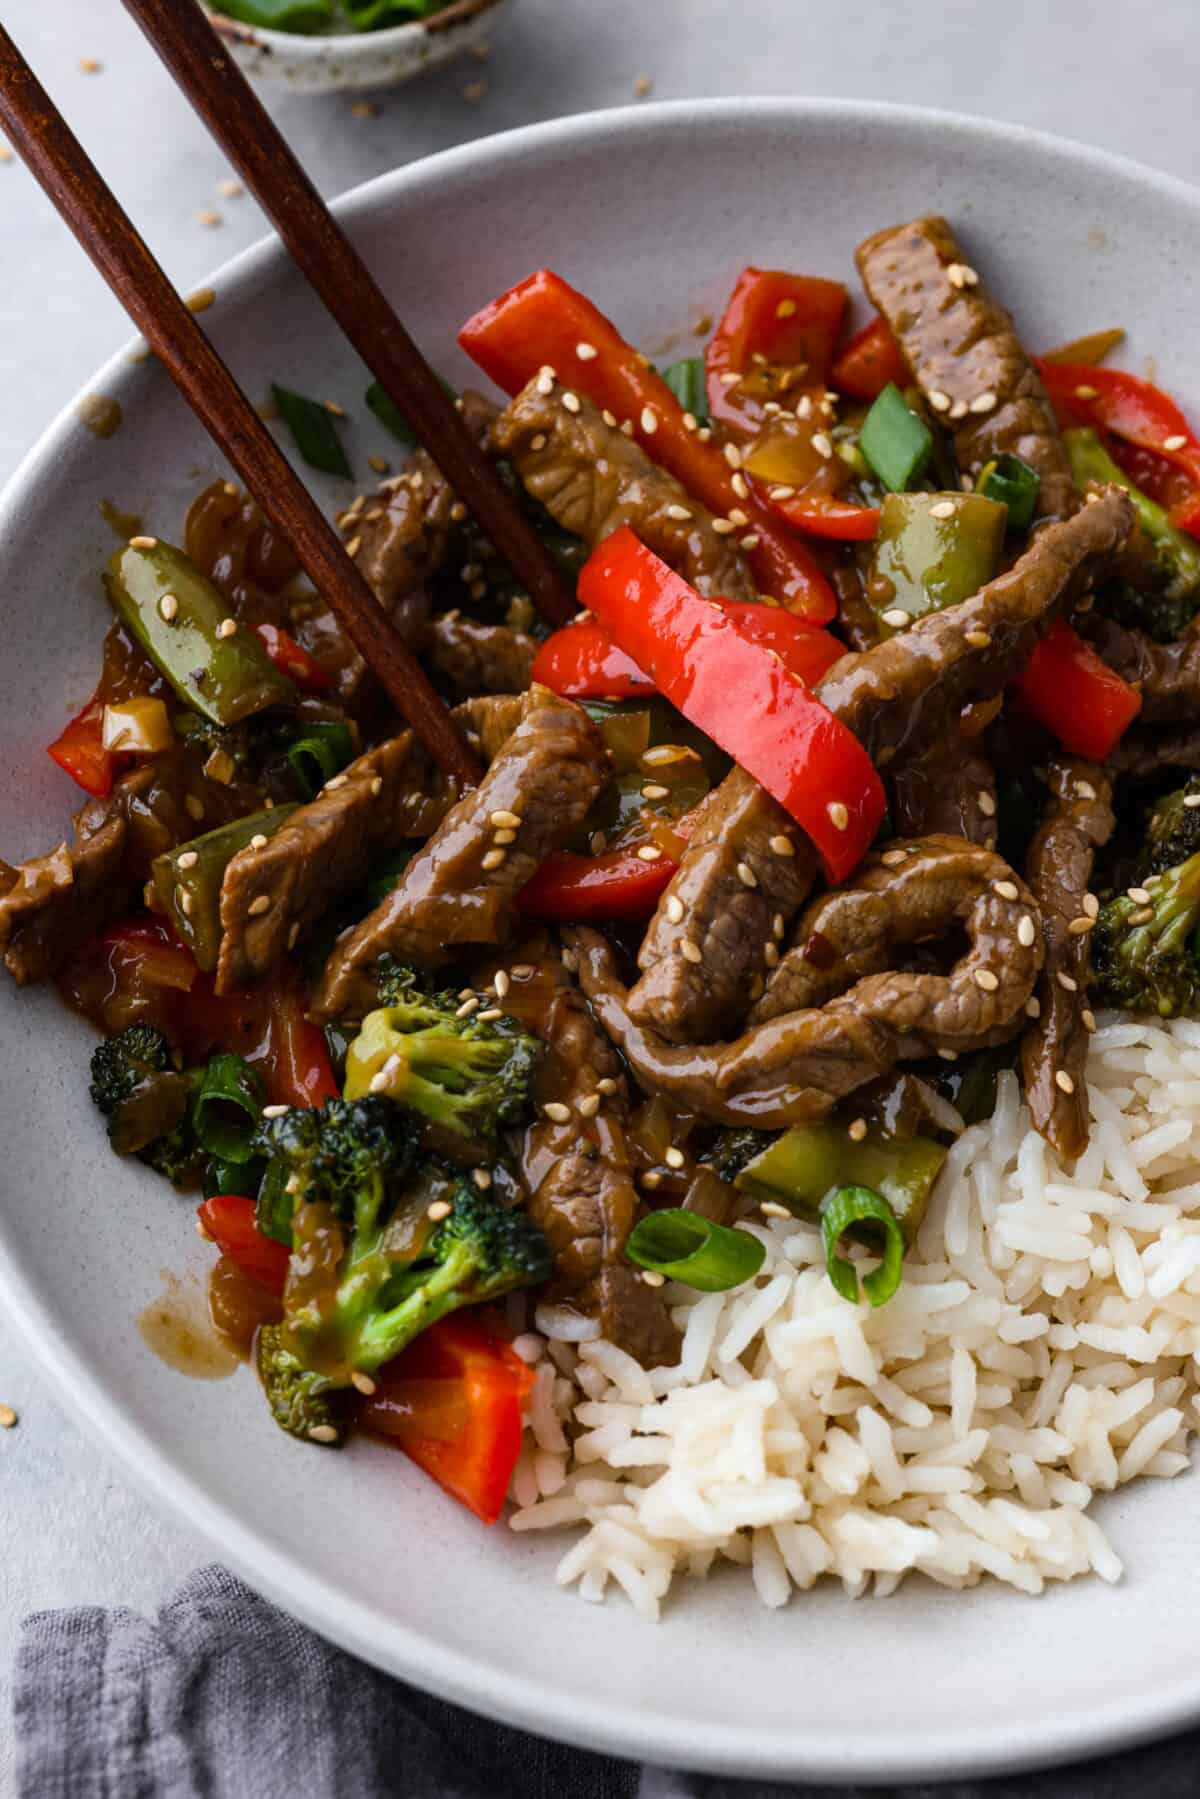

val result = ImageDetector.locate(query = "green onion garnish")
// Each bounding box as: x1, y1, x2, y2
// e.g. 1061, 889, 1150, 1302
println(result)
660, 358, 710, 425
981, 454, 1041, 534
256, 1159, 295, 1247
191, 1054, 265, 1165
821, 1185, 906, 1308
203, 1154, 266, 1202
859, 383, 933, 493
271, 384, 352, 479
215, 0, 332, 29
626, 1208, 766, 1291
285, 721, 355, 800
344, 0, 445, 24
365, 374, 456, 447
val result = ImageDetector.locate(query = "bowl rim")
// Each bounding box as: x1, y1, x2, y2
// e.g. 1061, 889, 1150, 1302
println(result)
204, 0, 505, 57
5, 95, 1200, 1783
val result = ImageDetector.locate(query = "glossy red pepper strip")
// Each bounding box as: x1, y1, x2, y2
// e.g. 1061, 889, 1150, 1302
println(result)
47, 697, 123, 797
578, 528, 884, 882
531, 605, 845, 701
362, 1315, 534, 1524
520, 844, 678, 922
1037, 360, 1200, 537
1014, 620, 1142, 761
198, 1194, 291, 1296
830, 315, 909, 402
458, 270, 836, 623
705, 266, 846, 434
253, 623, 332, 693
763, 494, 881, 542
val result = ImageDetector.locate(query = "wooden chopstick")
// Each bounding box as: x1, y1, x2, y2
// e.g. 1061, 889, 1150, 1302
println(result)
122, 0, 576, 633
0, 24, 481, 790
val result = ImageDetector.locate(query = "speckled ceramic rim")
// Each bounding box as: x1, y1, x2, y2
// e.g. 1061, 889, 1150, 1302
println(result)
4, 99, 1200, 1784
206, 0, 505, 59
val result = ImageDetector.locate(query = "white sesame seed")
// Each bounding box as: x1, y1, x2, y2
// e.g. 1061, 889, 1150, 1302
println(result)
680, 940, 703, 964
493, 829, 516, 846
575, 342, 598, 362
308, 1426, 339, 1444
1055, 1070, 1076, 1095
456, 996, 480, 1018
764, 942, 779, 968
682, 412, 698, 432
796, 395, 813, 420
664, 1146, 685, 1169
636, 844, 663, 862
1026, 996, 1042, 1019
993, 879, 1019, 901
1164, 434, 1188, 452
880, 848, 907, 868
1018, 915, 1037, 947
1082, 1009, 1097, 1033
244, 894, 270, 917
712, 518, 735, 536
370, 777, 383, 798
601, 410, 618, 429
975, 968, 999, 992
622, 419, 636, 437
641, 1170, 663, 1190
216, 617, 237, 639
177, 850, 198, 871
158, 593, 179, 622
640, 406, 658, 436
736, 861, 758, 889
529, 433, 547, 452
1127, 887, 1152, 905
718, 371, 741, 387
246, 833, 268, 851
928, 389, 952, 412
727, 508, 750, 527
577, 1093, 601, 1119
1075, 781, 1097, 800
929, 499, 956, 519
641, 1270, 666, 1288
1127, 906, 1155, 927
769, 485, 797, 500
665, 893, 685, 924
937, 1047, 958, 1062
262, 1103, 289, 1119
845, 1117, 867, 1143
494, 970, 510, 998
324, 774, 348, 791
1083, 892, 1100, 919
427, 1200, 453, 1221
561, 390, 581, 415
536, 370, 555, 396
1185, 794, 1200, 810
826, 801, 849, 831
977, 791, 997, 818
882, 609, 910, 629
481, 848, 507, 870
768, 835, 794, 857
477, 1008, 503, 1022
511, 963, 535, 979
472, 1166, 492, 1191
1074, 384, 1098, 400
129, 535, 158, 550
773, 913, 785, 940
775, 298, 797, 319
597, 1077, 619, 1095
723, 442, 743, 470
642, 783, 670, 801
1057, 970, 1078, 992
666, 504, 693, 521
730, 474, 749, 501
949, 399, 968, 421
543, 1101, 571, 1123
350, 1371, 377, 1396
1067, 916, 1095, 935
490, 808, 521, 829
811, 432, 834, 459
970, 391, 998, 415
740, 532, 761, 550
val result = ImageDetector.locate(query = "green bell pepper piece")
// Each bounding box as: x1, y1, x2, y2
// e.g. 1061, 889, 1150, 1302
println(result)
733, 1120, 948, 1245
152, 805, 298, 972
106, 540, 298, 726
868, 491, 1007, 635
1064, 428, 1200, 603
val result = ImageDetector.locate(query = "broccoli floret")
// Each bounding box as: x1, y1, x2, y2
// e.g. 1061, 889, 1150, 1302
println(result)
1093, 848, 1200, 1018
268, 1171, 552, 1433
256, 1323, 344, 1445
251, 1093, 419, 1232
702, 1129, 774, 1183
1066, 428, 1200, 641
1142, 777, 1200, 878
88, 1025, 202, 1186
344, 961, 540, 1149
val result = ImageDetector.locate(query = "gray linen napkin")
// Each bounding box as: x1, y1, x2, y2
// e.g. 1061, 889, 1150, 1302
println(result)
14, 1564, 1199, 1798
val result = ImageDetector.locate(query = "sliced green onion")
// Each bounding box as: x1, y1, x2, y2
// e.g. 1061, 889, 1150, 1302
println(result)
203, 1154, 266, 1201
363, 844, 417, 909
344, 0, 444, 23
213, 0, 332, 29
859, 383, 933, 493
272, 384, 352, 478
191, 1054, 265, 1165
626, 1208, 765, 1291
365, 375, 455, 447
981, 454, 1040, 534
660, 358, 710, 425
256, 1159, 295, 1247
821, 1185, 906, 1308
285, 721, 355, 799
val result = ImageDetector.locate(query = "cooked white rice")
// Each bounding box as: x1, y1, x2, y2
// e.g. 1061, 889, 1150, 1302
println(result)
506, 1014, 1200, 1617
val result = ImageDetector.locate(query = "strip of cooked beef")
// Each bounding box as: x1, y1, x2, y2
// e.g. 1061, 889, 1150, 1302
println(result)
0, 752, 254, 985
856, 215, 1077, 519
1076, 610, 1200, 725
568, 838, 1042, 1126
216, 732, 446, 993
451, 691, 539, 763
832, 561, 880, 653
890, 739, 998, 847
628, 494, 1130, 1045
1107, 723, 1200, 781
424, 614, 536, 697
492, 374, 758, 601
509, 953, 677, 1367
1020, 758, 1114, 1162
627, 768, 816, 1043
311, 694, 609, 1020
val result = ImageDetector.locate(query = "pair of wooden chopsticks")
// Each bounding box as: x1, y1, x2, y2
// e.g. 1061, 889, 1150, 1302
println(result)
0, 5, 574, 789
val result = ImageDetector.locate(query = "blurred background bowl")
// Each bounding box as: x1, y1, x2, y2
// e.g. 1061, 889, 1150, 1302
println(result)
204, 0, 511, 93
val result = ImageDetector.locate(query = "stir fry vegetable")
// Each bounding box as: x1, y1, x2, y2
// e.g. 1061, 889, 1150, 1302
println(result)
821, 1185, 906, 1308
1039, 359, 1200, 537
733, 1121, 947, 1245
1014, 620, 1142, 760
47, 698, 123, 796
704, 266, 847, 435
868, 491, 1006, 633
625, 1209, 766, 1291
152, 806, 299, 972
858, 383, 933, 493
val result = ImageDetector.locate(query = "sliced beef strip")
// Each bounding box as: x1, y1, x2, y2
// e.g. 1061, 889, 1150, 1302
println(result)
311, 695, 609, 1021
492, 375, 758, 601
890, 739, 998, 848
216, 733, 438, 994
568, 837, 1040, 1126
856, 215, 1077, 519
628, 494, 1130, 1046
1076, 611, 1200, 725
424, 614, 536, 697
512, 955, 677, 1367
831, 561, 880, 653
1106, 723, 1200, 781
627, 768, 816, 1044
1020, 758, 1114, 1163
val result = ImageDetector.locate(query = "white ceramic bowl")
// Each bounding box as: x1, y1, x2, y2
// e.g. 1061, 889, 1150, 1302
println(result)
205, 0, 509, 93
3, 101, 1200, 1784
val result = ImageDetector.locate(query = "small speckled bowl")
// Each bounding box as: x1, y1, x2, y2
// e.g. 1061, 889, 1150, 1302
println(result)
205, 0, 511, 93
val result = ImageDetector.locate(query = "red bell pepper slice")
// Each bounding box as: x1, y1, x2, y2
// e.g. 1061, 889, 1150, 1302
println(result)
459, 270, 836, 623
762, 493, 881, 543
830, 316, 909, 403
1037, 360, 1200, 538
530, 617, 655, 699
47, 698, 124, 797
520, 844, 679, 922
1014, 620, 1142, 760
253, 624, 332, 693
705, 267, 847, 434
197, 1194, 291, 1296
578, 527, 884, 881
98, 917, 199, 994
532, 604, 844, 701
257, 972, 340, 1109
361, 1314, 534, 1524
